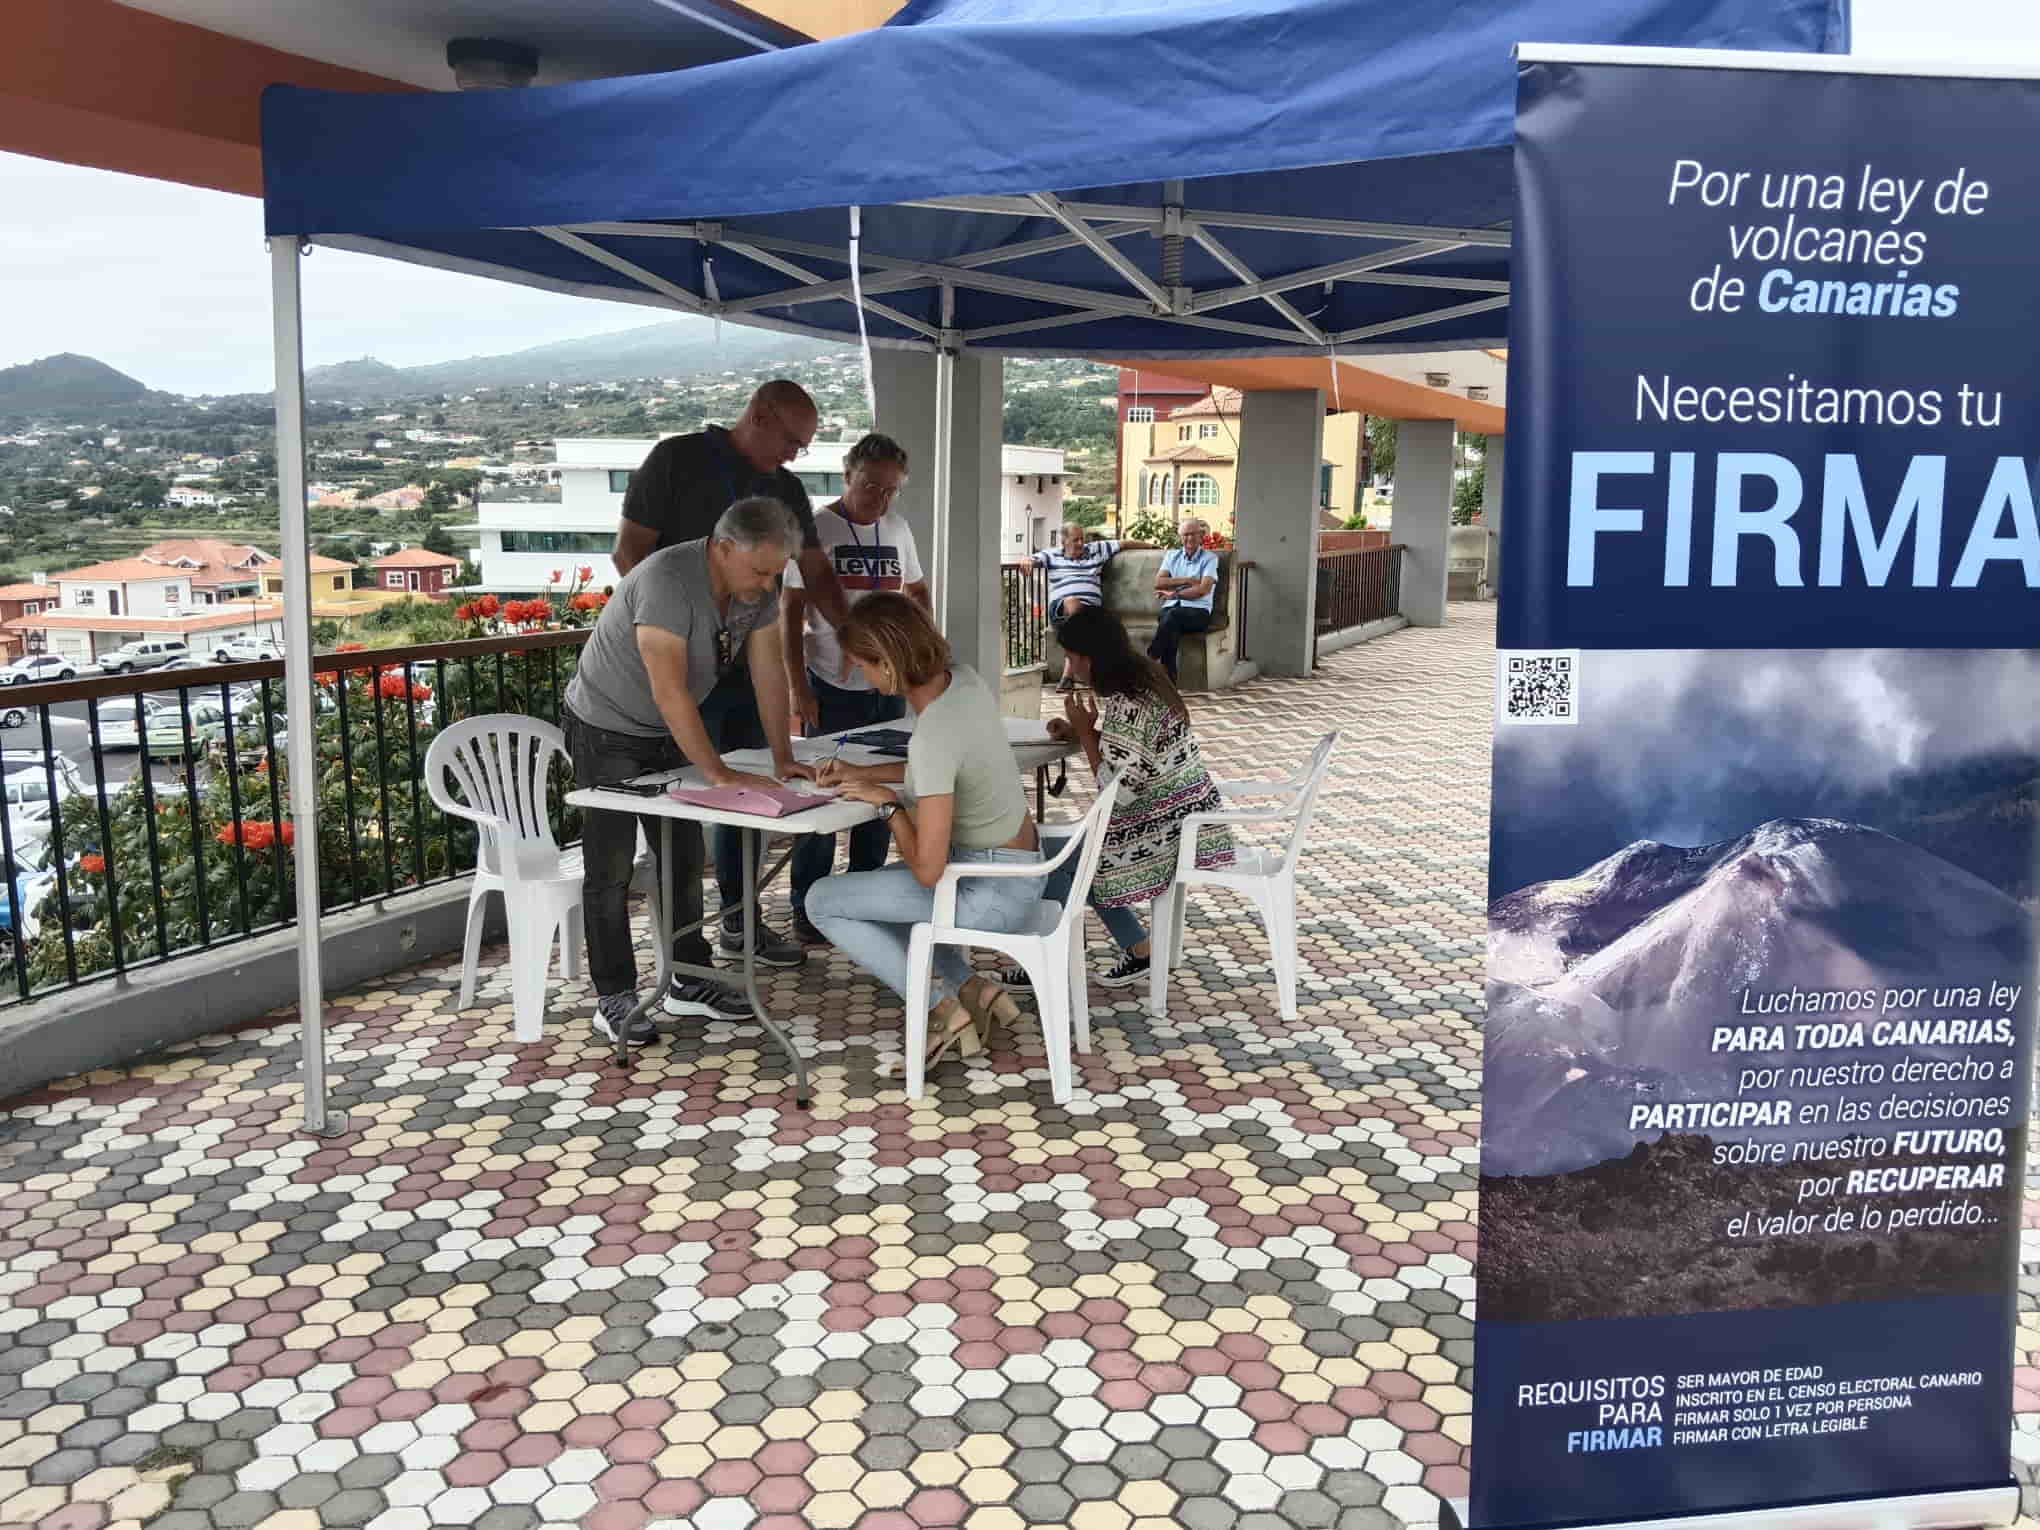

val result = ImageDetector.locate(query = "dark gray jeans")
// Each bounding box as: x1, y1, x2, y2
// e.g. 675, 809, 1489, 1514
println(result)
563, 707, 710, 999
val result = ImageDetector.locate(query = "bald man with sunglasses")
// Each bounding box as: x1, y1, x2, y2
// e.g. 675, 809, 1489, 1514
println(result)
612, 380, 851, 967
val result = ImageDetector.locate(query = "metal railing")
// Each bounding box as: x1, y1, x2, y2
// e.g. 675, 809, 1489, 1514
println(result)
1234, 560, 1256, 664
1000, 561, 1049, 671
0, 631, 589, 1010
1318, 545, 1405, 634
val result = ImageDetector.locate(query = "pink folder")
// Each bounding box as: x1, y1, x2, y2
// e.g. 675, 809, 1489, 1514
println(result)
664, 783, 834, 818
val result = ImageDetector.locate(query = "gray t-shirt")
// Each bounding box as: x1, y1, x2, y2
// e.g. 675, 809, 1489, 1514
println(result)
564, 539, 777, 737
905, 665, 1027, 850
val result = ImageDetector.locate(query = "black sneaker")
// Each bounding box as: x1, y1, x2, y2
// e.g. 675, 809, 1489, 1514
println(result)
720, 917, 806, 968
794, 913, 829, 947
998, 966, 1034, 988
663, 977, 753, 1021
1097, 953, 1152, 989
592, 994, 659, 1047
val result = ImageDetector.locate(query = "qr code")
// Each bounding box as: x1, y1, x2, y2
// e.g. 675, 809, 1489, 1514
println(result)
1498, 651, 1579, 725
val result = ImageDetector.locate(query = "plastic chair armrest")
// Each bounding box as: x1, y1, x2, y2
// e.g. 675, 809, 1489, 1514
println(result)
1214, 777, 1302, 800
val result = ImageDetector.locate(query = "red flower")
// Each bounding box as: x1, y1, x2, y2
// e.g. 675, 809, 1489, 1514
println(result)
568, 591, 608, 612
455, 602, 475, 622
78, 853, 105, 875
335, 641, 367, 652
217, 819, 294, 850
577, 565, 594, 584
476, 594, 501, 618
548, 569, 563, 584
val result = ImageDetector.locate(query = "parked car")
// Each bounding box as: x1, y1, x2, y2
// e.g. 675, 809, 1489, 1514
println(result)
0, 654, 79, 686
140, 696, 271, 761
96, 696, 172, 751
100, 639, 190, 675
0, 705, 25, 730
1, 757, 92, 851
211, 636, 283, 664
0, 845, 57, 956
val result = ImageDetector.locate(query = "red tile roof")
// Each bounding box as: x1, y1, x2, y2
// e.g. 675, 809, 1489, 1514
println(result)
0, 584, 57, 602
52, 558, 191, 582
1168, 387, 1244, 419
374, 548, 463, 569
6, 603, 286, 635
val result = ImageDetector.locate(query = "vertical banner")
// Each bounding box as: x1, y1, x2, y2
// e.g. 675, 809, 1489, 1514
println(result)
1474, 49, 2039, 1530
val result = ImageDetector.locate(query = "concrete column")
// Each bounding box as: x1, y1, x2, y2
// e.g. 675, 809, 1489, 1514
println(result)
1479, 433, 1504, 600
870, 348, 1003, 680
1394, 418, 1454, 627
1232, 388, 1323, 678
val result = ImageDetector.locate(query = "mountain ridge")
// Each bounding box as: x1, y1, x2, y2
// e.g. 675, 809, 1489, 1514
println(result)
305, 320, 846, 399
1484, 816, 2031, 1176
0, 353, 153, 412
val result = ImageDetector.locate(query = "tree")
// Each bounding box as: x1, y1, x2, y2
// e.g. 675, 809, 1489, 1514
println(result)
1064, 496, 1109, 529
422, 481, 455, 514
421, 520, 458, 557
1366, 415, 1396, 483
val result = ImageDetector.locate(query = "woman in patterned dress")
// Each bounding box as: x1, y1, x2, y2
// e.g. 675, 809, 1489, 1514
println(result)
1017, 604, 1233, 990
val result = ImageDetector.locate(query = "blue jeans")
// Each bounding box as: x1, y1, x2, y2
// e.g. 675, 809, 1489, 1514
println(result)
790, 675, 906, 918
1041, 828, 1148, 954
807, 847, 1043, 1007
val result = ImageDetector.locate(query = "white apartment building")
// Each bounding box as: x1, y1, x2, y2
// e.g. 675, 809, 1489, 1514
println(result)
461, 437, 1068, 592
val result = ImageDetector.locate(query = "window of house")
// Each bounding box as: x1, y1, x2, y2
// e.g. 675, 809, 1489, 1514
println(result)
1125, 406, 1154, 423
74, 590, 95, 608
386, 572, 404, 587
1320, 464, 1335, 507
1179, 473, 1221, 507
498, 531, 618, 554
1198, 423, 1220, 439
608, 470, 633, 493
1177, 425, 1192, 441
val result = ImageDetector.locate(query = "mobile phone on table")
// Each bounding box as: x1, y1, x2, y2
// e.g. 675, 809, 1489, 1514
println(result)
608, 778, 670, 796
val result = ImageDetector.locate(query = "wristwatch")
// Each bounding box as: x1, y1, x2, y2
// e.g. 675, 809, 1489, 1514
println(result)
879, 801, 900, 822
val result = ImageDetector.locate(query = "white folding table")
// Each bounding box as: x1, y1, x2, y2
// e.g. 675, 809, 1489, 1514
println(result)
564, 717, 1076, 1099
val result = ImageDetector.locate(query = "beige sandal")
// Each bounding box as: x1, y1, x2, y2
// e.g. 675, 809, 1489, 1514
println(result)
958, 976, 1021, 1039
924, 1000, 985, 1070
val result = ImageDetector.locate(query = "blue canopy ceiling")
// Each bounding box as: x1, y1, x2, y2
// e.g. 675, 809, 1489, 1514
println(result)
261, 0, 1848, 357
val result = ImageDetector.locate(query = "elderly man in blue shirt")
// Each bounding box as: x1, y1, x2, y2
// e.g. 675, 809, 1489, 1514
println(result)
1147, 518, 1221, 683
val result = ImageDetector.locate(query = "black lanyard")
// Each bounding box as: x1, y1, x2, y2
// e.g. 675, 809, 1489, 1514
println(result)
842, 510, 884, 585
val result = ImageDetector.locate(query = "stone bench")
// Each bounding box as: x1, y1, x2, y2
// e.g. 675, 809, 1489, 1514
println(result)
1045, 549, 1240, 692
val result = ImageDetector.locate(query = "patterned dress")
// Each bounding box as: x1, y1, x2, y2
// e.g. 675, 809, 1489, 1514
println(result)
1090, 691, 1234, 908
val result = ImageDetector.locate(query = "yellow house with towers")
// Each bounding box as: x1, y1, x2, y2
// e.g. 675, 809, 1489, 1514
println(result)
1120, 386, 1369, 536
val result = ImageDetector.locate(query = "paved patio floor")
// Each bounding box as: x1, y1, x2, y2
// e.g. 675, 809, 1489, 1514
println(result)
1, 602, 2033, 1530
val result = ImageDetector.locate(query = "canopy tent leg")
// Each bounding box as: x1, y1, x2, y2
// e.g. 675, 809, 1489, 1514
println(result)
269, 237, 346, 1138
931, 289, 956, 631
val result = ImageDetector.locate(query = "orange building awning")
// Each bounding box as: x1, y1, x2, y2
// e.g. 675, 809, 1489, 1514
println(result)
1109, 354, 1505, 435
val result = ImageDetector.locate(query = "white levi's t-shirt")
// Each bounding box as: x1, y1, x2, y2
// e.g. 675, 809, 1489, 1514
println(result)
785, 503, 925, 690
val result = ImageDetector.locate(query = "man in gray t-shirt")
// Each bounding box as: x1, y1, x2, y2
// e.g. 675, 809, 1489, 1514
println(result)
562, 498, 810, 1046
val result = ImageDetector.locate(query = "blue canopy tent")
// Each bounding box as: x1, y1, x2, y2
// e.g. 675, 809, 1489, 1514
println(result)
257, 0, 1848, 1129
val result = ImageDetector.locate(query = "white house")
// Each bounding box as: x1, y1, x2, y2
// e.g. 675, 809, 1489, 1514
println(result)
14, 552, 285, 666
165, 486, 220, 509
459, 437, 1068, 592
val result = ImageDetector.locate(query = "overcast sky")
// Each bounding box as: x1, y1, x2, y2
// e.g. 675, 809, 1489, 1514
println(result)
3, 0, 2036, 395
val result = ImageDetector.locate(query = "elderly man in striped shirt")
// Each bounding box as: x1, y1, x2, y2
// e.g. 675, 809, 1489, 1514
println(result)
1028, 521, 1157, 692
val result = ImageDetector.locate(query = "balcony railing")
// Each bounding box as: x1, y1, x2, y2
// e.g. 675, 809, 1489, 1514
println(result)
0, 631, 589, 1011
1000, 561, 1049, 671
1318, 545, 1405, 634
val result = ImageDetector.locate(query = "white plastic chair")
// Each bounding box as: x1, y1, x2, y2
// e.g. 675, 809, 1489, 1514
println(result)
903, 778, 1122, 1104
425, 716, 583, 1042
1150, 731, 1338, 1022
